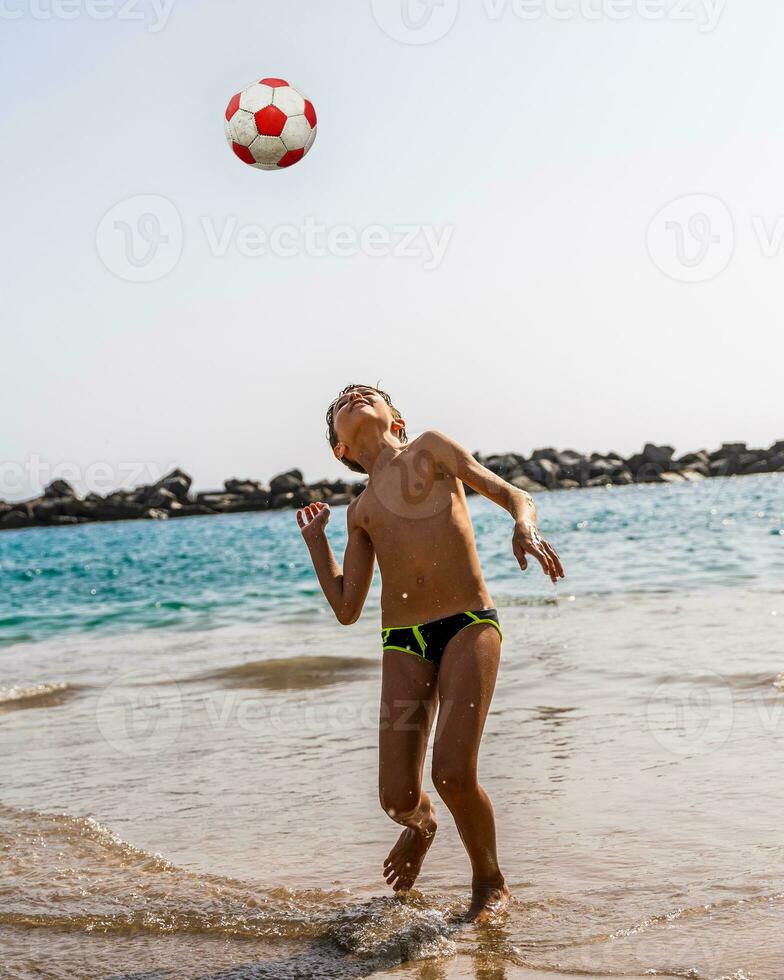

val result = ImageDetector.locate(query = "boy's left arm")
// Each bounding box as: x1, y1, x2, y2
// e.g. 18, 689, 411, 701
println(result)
426, 431, 565, 584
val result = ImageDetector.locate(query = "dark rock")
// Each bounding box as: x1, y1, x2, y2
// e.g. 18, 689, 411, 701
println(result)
327, 493, 353, 507
32, 498, 69, 522
642, 443, 675, 466
531, 448, 587, 478
270, 492, 296, 509
195, 492, 229, 506
625, 453, 644, 475
769, 441, 784, 456
145, 508, 170, 521
522, 459, 559, 487
199, 494, 266, 514
485, 454, 524, 476
224, 478, 270, 497
160, 476, 191, 502
635, 462, 668, 483
146, 488, 179, 510
44, 479, 76, 499
0, 510, 35, 529
557, 449, 586, 467
591, 451, 625, 465
612, 470, 634, 485
169, 504, 217, 518
292, 487, 321, 507
588, 459, 619, 479
509, 474, 545, 493
709, 457, 737, 477
743, 459, 775, 475
556, 479, 580, 490
270, 470, 304, 495
768, 452, 784, 471
531, 448, 560, 464
350, 482, 367, 497
61, 498, 95, 518
709, 443, 746, 462
586, 475, 613, 488
678, 460, 710, 477
739, 453, 768, 475
90, 500, 148, 522
675, 450, 709, 468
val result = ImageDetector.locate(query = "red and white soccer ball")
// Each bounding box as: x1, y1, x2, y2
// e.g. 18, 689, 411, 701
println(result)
224, 77, 317, 171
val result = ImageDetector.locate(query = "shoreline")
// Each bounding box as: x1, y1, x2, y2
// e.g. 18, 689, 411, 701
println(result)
1, 439, 782, 533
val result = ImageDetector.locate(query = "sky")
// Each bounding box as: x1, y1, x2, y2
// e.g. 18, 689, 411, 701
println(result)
2, 0, 784, 500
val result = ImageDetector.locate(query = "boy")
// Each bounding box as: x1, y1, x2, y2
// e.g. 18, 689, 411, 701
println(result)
297, 384, 564, 921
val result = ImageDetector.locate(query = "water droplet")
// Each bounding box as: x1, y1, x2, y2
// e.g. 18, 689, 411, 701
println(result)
402, 592, 408, 599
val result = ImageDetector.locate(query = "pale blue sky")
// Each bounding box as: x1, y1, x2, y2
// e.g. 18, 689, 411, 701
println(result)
2, 0, 783, 500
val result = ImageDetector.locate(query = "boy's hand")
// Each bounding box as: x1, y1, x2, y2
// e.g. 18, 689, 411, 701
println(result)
296, 501, 330, 540
513, 521, 564, 584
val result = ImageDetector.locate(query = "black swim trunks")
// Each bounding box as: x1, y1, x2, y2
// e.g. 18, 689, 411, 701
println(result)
381, 608, 502, 669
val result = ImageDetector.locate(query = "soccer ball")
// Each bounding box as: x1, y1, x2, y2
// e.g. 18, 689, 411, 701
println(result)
224, 77, 317, 171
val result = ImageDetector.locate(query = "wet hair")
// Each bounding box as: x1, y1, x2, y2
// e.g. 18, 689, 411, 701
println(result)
326, 384, 408, 474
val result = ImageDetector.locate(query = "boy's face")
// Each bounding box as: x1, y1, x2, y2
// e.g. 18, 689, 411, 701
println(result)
331, 387, 397, 458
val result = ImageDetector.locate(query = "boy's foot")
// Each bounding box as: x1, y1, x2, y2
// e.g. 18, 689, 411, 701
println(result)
383, 814, 437, 893
466, 881, 511, 922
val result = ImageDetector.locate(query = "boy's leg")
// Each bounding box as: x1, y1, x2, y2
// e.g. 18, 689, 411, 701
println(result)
379, 650, 439, 893
431, 623, 510, 921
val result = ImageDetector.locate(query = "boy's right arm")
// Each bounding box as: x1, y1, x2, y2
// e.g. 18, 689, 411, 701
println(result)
296, 501, 375, 625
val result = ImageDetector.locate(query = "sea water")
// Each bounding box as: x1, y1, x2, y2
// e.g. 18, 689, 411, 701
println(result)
1, 475, 783, 979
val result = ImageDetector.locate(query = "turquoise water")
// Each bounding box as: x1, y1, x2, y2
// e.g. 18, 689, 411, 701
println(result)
1, 475, 783, 649
3, 474, 784, 979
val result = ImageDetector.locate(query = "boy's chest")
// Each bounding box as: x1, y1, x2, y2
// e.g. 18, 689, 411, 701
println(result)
355, 463, 457, 535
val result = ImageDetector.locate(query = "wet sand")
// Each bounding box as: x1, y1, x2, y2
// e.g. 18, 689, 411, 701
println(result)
2, 586, 783, 978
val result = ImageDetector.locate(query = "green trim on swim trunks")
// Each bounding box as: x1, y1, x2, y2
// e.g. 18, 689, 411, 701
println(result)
463, 610, 504, 643
382, 643, 425, 657
411, 624, 427, 655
